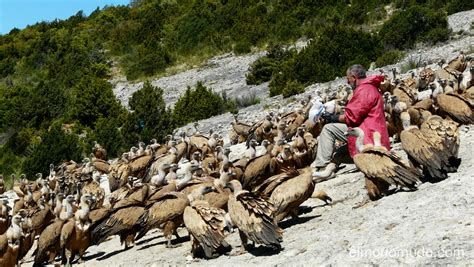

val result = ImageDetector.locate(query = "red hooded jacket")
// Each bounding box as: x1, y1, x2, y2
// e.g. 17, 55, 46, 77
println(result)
344, 75, 390, 157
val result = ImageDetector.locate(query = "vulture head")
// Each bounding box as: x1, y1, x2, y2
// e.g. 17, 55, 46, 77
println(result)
261, 139, 271, 149
224, 179, 244, 194
297, 127, 305, 136
345, 127, 366, 153
248, 139, 258, 149
187, 185, 215, 203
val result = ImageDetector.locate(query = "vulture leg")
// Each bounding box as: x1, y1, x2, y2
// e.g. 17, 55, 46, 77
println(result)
164, 220, 182, 248
121, 233, 135, 249
173, 229, 181, 239
190, 235, 199, 258
289, 208, 299, 220
237, 230, 250, 255
64, 249, 72, 267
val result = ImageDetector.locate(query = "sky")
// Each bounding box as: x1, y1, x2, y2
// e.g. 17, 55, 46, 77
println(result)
0, 0, 130, 34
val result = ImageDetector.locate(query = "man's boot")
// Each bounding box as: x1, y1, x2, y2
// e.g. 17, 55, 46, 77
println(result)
312, 162, 337, 182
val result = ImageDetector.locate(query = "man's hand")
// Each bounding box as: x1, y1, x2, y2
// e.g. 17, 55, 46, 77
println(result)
321, 112, 341, 123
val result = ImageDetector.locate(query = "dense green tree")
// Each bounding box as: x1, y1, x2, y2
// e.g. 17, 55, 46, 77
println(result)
379, 6, 449, 50
128, 81, 174, 143
23, 123, 83, 177
69, 76, 123, 127
173, 81, 227, 126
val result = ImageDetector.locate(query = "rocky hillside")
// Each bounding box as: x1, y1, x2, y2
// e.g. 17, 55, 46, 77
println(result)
112, 10, 474, 138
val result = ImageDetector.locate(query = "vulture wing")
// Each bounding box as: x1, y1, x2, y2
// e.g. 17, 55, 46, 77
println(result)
436, 93, 474, 124
255, 167, 300, 195
183, 202, 227, 258
34, 219, 66, 265
93, 160, 110, 173
353, 148, 421, 189
90, 205, 145, 245
401, 129, 452, 180
0, 234, 7, 255
111, 185, 148, 211
135, 192, 188, 240
243, 154, 272, 189
270, 172, 315, 222
59, 219, 75, 249
129, 155, 154, 174
228, 192, 282, 246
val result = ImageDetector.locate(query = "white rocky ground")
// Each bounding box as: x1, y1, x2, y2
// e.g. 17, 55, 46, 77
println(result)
16, 9, 474, 267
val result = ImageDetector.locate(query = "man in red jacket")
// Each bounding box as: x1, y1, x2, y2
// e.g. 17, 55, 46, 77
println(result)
312, 64, 390, 179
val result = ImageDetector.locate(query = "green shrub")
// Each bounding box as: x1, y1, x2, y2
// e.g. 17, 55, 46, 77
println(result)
234, 40, 252, 55
282, 80, 305, 98
445, 0, 474, 15
268, 25, 380, 97
23, 123, 83, 177
173, 81, 230, 126
379, 6, 448, 50
68, 77, 123, 127
246, 45, 295, 85
88, 117, 127, 158
128, 81, 174, 143
375, 50, 405, 67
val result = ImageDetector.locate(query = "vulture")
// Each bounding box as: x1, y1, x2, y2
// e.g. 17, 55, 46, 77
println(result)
0, 215, 24, 267
226, 180, 283, 254
146, 149, 178, 181
267, 167, 315, 222
91, 154, 110, 174
420, 115, 460, 160
242, 149, 274, 190
0, 174, 4, 194
135, 191, 188, 247
18, 214, 34, 264
128, 149, 155, 179
231, 114, 252, 143
401, 121, 461, 182
33, 195, 76, 266
92, 141, 107, 161
83, 173, 105, 208
30, 197, 55, 235
90, 204, 145, 249
436, 93, 474, 124
347, 128, 421, 200
0, 198, 9, 235
60, 194, 94, 266
183, 186, 230, 258
393, 83, 417, 108
446, 52, 468, 72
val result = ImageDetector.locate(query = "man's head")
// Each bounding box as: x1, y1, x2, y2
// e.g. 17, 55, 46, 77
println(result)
346, 64, 367, 90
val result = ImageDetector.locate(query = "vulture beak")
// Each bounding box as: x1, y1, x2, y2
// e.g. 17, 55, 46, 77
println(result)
224, 182, 234, 192
203, 186, 216, 194
190, 164, 202, 172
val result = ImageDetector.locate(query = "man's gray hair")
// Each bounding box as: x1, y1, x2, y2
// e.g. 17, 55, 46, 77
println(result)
347, 64, 367, 79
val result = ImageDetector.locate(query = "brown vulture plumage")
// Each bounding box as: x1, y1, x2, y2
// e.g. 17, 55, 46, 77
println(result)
226, 180, 283, 254
436, 93, 474, 124
347, 128, 421, 200
135, 192, 188, 247
183, 186, 229, 258
401, 123, 461, 181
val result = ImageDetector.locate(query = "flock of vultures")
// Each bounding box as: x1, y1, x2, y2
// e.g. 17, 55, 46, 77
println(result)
0, 53, 473, 266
